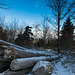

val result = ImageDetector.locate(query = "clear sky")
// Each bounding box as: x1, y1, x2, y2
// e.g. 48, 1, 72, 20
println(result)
0, 0, 50, 25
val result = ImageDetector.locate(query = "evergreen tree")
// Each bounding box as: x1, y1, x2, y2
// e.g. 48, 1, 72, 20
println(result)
23, 26, 33, 40
60, 17, 74, 49
15, 26, 33, 47
23, 26, 33, 46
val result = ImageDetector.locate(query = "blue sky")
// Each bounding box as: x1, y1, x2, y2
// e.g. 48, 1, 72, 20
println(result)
0, 0, 50, 25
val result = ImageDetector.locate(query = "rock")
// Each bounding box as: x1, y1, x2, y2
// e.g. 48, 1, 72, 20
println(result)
32, 61, 52, 75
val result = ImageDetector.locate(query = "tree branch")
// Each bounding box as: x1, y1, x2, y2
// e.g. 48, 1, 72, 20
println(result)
42, 16, 58, 29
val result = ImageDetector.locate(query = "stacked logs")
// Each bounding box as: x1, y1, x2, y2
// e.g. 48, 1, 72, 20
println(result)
0, 40, 59, 74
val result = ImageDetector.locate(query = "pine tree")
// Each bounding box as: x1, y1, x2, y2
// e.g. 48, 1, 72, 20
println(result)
60, 17, 74, 49
23, 26, 33, 40
23, 26, 33, 46
15, 26, 33, 47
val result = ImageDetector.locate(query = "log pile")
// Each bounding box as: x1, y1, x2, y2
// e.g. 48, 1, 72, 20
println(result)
0, 40, 60, 74
0, 40, 53, 60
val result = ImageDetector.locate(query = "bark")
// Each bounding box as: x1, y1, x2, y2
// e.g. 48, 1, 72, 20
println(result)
10, 56, 59, 70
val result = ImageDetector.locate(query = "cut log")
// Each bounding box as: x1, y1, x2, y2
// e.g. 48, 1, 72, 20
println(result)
0, 40, 58, 60
10, 56, 59, 71
10, 56, 50, 70
32, 61, 52, 75
3, 46, 52, 59
0, 40, 54, 59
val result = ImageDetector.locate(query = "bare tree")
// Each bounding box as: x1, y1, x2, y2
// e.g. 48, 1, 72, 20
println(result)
44, 0, 75, 52
18, 24, 24, 35
0, 0, 9, 40
70, 0, 75, 23
0, 16, 5, 27
42, 19, 49, 40
33, 22, 41, 39
70, 11, 75, 23
8, 18, 18, 43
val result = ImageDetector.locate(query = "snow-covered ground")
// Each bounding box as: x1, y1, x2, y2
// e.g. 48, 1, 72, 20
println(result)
51, 51, 75, 75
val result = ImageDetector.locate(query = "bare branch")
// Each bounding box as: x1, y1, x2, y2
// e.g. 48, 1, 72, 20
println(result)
42, 15, 58, 29
61, 2, 75, 19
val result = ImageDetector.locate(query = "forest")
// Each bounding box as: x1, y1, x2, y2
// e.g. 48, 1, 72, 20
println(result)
0, 16, 75, 50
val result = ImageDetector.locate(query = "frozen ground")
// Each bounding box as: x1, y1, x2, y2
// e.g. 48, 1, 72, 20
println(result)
51, 51, 75, 75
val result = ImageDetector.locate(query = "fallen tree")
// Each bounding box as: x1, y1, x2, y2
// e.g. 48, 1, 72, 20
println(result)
10, 56, 59, 70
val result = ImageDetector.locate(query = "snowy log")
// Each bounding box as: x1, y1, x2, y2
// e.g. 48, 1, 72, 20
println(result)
10, 56, 50, 70
0, 40, 58, 60
32, 61, 52, 75
10, 56, 59, 70
0, 40, 52, 59
3, 46, 52, 59
13, 47, 50, 57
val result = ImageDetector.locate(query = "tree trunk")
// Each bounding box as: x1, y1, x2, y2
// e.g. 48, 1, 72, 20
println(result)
58, 8, 60, 53
58, 19, 60, 53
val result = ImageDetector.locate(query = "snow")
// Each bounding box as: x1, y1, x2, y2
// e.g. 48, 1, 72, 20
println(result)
12, 56, 50, 62
52, 62, 73, 75
51, 53, 75, 75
